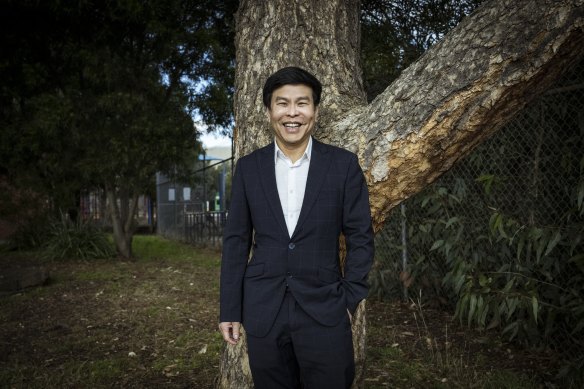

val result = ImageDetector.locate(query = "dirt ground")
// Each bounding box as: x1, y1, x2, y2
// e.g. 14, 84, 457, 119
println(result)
0, 240, 557, 388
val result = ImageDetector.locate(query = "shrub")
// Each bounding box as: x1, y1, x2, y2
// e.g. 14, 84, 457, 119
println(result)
43, 214, 115, 260
371, 162, 584, 385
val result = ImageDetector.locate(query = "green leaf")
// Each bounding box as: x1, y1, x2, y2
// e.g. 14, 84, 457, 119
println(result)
476, 174, 494, 195
502, 321, 519, 340
455, 275, 466, 295
531, 295, 539, 325
479, 298, 489, 327
454, 299, 462, 319
421, 195, 431, 208
502, 278, 515, 293
530, 227, 543, 240
489, 212, 499, 234
444, 242, 452, 257
448, 193, 461, 204
544, 230, 562, 256
468, 294, 477, 326
430, 239, 444, 251
516, 236, 525, 260
445, 217, 459, 229
456, 294, 470, 324
497, 215, 507, 239
507, 298, 518, 320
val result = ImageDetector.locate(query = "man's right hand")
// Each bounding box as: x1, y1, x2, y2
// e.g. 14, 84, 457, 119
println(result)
219, 321, 241, 345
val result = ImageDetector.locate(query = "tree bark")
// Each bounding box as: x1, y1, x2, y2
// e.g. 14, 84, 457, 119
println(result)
331, 0, 584, 231
217, 329, 253, 388
220, 0, 584, 387
233, 0, 365, 159
106, 186, 138, 259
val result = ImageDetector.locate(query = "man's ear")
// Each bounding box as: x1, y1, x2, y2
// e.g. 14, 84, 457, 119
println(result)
265, 108, 271, 120
315, 106, 320, 121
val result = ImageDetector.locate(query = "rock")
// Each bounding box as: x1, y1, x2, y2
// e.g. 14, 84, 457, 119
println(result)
0, 266, 49, 294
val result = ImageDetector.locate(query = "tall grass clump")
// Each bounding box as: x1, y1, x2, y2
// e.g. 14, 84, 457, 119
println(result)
43, 214, 115, 260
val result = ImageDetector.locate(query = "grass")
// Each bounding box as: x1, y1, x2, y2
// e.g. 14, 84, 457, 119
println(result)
132, 235, 219, 267
365, 297, 544, 388
0, 235, 551, 388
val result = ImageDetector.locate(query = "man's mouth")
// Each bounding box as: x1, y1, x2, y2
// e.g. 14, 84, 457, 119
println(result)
283, 122, 302, 129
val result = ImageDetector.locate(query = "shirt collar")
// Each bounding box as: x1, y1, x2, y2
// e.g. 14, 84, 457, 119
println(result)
274, 136, 313, 164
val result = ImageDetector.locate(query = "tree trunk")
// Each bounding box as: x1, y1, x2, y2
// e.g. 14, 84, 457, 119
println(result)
106, 186, 138, 259
217, 329, 253, 388
220, 0, 584, 387
233, 0, 365, 159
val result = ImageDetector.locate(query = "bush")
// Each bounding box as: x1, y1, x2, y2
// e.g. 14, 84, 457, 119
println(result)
371, 159, 584, 385
43, 214, 115, 260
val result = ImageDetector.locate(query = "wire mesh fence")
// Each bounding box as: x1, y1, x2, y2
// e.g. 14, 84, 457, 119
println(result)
371, 59, 584, 375
156, 156, 233, 245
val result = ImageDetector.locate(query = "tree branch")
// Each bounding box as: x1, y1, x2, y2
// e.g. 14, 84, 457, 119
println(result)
328, 0, 584, 229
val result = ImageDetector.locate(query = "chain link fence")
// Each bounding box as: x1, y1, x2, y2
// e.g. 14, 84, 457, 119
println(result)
156, 156, 232, 244
371, 59, 584, 376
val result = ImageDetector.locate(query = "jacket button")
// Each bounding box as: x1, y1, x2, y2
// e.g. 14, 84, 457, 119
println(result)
288, 243, 295, 250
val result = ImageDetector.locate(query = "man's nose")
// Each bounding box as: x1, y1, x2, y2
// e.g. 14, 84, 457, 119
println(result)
287, 104, 298, 116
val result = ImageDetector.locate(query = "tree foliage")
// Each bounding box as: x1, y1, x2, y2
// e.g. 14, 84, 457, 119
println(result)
0, 0, 237, 255
361, 0, 482, 101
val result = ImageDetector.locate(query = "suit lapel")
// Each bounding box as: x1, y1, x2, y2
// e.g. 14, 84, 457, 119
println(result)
257, 143, 289, 237
291, 139, 332, 239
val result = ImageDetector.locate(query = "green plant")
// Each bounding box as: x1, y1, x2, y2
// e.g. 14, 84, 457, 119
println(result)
449, 157, 584, 385
42, 214, 115, 260
453, 156, 584, 337
371, 161, 583, 385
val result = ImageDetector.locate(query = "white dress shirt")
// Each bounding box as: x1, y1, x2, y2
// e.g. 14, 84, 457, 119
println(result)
274, 137, 312, 237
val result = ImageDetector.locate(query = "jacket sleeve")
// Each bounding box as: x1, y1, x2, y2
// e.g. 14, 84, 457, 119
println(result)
219, 159, 252, 322
342, 154, 374, 314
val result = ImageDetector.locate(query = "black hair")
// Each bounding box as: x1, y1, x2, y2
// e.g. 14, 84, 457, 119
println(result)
262, 66, 322, 108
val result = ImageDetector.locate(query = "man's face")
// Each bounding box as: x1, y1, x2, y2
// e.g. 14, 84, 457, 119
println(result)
267, 84, 318, 152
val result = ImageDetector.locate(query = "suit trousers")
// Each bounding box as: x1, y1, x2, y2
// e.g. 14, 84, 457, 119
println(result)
246, 291, 355, 389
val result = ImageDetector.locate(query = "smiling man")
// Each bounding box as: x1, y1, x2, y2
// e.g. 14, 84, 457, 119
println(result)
219, 66, 374, 389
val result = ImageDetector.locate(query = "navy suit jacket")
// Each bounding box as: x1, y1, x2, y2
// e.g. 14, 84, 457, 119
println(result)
220, 138, 374, 337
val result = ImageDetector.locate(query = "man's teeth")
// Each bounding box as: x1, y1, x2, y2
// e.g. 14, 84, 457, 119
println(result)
284, 123, 301, 127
